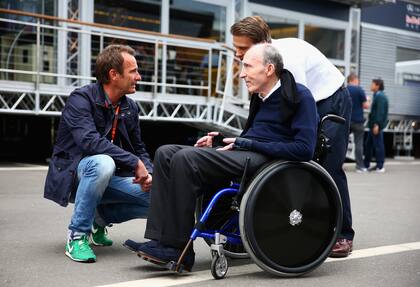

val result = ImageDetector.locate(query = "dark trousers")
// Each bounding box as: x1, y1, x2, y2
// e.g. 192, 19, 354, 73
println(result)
144, 145, 269, 248
350, 122, 365, 169
364, 130, 385, 169
316, 87, 354, 240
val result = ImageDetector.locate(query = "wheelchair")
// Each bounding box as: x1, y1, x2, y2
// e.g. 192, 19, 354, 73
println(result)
168, 114, 345, 279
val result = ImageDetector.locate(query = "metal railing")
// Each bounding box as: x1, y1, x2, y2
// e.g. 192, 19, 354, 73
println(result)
0, 8, 248, 134
3, 8, 416, 138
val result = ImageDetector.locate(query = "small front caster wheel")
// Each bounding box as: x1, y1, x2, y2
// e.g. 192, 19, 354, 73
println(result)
211, 254, 228, 279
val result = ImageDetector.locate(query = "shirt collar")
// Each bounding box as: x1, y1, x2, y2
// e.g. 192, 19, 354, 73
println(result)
258, 80, 281, 102
103, 89, 122, 109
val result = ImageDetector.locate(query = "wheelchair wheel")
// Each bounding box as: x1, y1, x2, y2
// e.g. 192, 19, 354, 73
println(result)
239, 160, 342, 277
196, 194, 248, 259
211, 251, 229, 279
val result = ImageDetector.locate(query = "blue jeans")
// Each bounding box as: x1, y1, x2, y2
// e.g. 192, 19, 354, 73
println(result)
364, 130, 385, 169
68, 154, 150, 236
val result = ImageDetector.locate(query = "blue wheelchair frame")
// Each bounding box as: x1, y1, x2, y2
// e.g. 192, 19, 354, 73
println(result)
169, 182, 244, 275
191, 183, 242, 245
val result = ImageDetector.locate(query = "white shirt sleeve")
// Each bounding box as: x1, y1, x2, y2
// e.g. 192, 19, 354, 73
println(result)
271, 38, 344, 102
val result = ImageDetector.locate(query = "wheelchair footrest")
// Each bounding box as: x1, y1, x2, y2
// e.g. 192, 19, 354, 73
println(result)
138, 252, 191, 273
166, 261, 190, 273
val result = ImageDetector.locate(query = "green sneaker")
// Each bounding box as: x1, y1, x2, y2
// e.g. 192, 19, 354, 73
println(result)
90, 223, 113, 246
65, 235, 96, 263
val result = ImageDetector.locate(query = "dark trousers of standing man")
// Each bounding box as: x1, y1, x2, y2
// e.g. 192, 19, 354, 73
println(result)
316, 87, 354, 241
364, 130, 385, 169
144, 145, 269, 248
350, 122, 366, 169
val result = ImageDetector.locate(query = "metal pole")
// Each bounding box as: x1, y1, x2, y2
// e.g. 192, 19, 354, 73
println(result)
152, 40, 159, 119
161, 42, 167, 94
207, 48, 212, 99
153, 40, 159, 98
35, 19, 41, 114
160, 0, 169, 95
344, 10, 352, 77
78, 0, 93, 86
57, 0, 68, 86
218, 53, 233, 124
99, 32, 104, 52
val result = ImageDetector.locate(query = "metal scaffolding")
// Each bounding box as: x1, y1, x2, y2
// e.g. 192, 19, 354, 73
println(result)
0, 6, 418, 142
0, 7, 248, 135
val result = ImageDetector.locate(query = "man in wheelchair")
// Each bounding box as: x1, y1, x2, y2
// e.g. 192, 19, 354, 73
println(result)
126, 44, 318, 271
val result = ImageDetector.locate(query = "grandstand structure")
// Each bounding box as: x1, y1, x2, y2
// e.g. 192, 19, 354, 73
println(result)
0, 7, 248, 135
0, 0, 419, 157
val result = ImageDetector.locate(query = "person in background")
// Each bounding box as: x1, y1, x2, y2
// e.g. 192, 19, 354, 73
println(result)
347, 73, 369, 172
364, 78, 389, 173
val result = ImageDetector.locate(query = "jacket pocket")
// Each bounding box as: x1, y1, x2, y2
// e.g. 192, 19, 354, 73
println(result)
44, 156, 78, 207
55, 157, 73, 171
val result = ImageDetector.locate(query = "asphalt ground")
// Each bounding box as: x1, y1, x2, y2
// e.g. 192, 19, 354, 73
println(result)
0, 160, 420, 287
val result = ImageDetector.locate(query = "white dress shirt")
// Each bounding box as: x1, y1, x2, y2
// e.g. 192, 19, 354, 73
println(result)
271, 38, 344, 102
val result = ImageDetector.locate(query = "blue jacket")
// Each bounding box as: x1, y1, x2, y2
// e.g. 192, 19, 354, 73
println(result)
44, 83, 153, 207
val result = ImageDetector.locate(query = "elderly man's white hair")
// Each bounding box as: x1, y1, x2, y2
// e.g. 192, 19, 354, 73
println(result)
249, 43, 284, 78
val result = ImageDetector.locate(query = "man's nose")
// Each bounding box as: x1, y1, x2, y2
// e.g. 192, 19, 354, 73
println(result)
235, 50, 243, 60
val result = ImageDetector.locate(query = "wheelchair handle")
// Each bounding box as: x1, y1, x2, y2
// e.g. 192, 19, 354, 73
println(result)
320, 114, 346, 127
314, 114, 346, 165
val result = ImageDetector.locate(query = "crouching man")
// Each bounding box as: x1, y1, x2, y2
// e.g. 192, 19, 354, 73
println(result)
44, 45, 153, 263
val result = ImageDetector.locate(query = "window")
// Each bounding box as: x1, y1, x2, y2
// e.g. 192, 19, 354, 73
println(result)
169, 0, 226, 42
94, 0, 161, 32
395, 47, 420, 87
1, 0, 55, 16
257, 14, 299, 39
166, 0, 227, 96
304, 25, 345, 60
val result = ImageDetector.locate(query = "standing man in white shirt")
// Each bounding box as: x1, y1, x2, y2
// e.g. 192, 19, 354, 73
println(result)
230, 16, 353, 258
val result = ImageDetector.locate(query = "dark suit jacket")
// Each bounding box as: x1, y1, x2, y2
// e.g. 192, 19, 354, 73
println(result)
44, 83, 152, 207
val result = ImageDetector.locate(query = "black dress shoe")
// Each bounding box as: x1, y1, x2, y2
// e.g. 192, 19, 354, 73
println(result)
123, 239, 146, 252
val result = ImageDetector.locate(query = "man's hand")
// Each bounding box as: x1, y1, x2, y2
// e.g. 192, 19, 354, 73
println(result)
141, 174, 152, 192
194, 131, 220, 148
217, 138, 236, 151
133, 160, 149, 187
372, 124, 379, 136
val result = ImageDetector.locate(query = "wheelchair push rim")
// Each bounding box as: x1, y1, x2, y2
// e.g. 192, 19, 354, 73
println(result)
239, 160, 343, 277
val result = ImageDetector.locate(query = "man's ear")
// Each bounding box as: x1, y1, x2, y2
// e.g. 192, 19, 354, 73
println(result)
266, 63, 275, 77
108, 69, 118, 82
